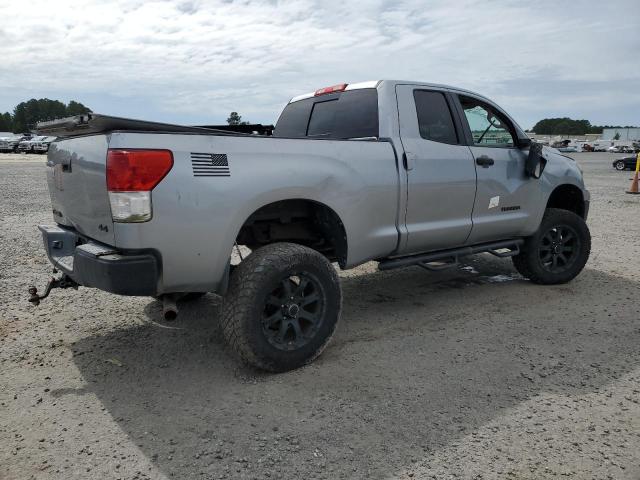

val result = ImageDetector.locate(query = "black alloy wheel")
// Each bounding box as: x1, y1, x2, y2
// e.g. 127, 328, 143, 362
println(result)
221, 242, 342, 372
538, 224, 580, 274
512, 208, 591, 285
262, 273, 325, 351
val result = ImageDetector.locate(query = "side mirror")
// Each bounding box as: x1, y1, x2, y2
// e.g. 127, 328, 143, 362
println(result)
525, 141, 547, 178
518, 137, 532, 148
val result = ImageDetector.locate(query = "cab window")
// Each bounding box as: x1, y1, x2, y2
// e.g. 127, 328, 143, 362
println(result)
413, 90, 458, 145
274, 89, 379, 139
459, 96, 515, 147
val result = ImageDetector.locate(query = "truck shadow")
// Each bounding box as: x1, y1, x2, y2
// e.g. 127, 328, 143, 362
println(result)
67, 257, 640, 479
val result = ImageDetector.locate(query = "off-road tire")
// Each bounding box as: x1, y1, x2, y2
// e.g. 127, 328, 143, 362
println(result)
221, 242, 342, 372
512, 208, 590, 285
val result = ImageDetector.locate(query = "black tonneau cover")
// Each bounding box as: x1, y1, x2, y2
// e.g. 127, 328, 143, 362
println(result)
36, 113, 273, 138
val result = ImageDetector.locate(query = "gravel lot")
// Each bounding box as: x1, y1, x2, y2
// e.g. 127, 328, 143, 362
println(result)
1, 151, 639, 479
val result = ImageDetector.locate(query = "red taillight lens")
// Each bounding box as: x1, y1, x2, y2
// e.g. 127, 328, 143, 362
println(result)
314, 83, 348, 96
106, 149, 173, 191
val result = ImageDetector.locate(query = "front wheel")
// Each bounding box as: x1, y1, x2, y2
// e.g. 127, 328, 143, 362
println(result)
221, 242, 342, 372
615, 160, 626, 171
512, 208, 591, 285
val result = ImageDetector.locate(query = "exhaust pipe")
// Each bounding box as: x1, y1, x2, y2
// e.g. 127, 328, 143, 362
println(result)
162, 295, 178, 321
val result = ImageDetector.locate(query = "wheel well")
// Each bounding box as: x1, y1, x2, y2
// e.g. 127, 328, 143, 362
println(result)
236, 200, 348, 267
546, 184, 585, 218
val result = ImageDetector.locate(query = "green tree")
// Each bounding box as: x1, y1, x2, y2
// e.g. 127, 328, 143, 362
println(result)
0, 112, 12, 131
66, 100, 92, 116
613, 131, 621, 140
11, 98, 92, 132
532, 117, 594, 135
226, 111, 249, 125
533, 119, 638, 136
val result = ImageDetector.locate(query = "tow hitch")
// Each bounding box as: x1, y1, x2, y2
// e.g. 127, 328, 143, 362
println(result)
28, 269, 79, 306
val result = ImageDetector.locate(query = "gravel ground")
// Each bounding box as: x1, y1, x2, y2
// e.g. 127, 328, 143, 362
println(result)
1, 151, 639, 479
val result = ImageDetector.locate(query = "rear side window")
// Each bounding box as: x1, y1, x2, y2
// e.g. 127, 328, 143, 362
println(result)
273, 100, 313, 138
413, 90, 458, 145
274, 89, 379, 139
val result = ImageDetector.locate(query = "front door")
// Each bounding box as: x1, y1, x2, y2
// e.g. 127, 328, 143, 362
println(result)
396, 85, 477, 254
453, 94, 541, 244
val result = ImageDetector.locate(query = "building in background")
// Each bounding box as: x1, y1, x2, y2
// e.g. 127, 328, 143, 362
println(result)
602, 128, 640, 141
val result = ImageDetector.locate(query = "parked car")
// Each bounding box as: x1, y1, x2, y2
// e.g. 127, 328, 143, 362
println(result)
32, 136, 57, 154
557, 145, 578, 153
592, 141, 611, 152
613, 156, 639, 171
0, 134, 31, 152
17, 136, 45, 153
607, 145, 633, 154
581, 143, 594, 152
551, 140, 578, 153
31, 80, 591, 372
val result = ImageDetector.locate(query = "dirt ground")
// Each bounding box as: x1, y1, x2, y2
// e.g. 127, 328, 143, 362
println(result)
1, 151, 639, 479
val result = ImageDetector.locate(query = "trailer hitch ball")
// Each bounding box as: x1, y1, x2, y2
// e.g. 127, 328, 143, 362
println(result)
27, 273, 79, 306
28, 286, 41, 306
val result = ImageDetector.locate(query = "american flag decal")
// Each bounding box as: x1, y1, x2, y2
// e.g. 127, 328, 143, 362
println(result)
190, 152, 230, 176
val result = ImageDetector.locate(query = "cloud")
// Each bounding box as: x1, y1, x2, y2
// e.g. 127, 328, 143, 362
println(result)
1, 0, 638, 127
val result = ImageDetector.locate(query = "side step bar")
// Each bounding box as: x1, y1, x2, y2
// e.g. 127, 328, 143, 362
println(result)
378, 239, 524, 272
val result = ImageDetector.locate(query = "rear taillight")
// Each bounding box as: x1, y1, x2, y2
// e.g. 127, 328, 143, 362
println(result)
106, 149, 173, 223
107, 149, 173, 191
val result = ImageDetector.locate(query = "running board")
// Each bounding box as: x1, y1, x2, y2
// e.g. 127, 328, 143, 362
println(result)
378, 239, 524, 272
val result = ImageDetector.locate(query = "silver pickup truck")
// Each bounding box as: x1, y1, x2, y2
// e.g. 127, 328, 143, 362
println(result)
31, 80, 590, 372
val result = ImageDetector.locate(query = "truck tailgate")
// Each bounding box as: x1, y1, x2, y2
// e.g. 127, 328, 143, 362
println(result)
46, 135, 115, 245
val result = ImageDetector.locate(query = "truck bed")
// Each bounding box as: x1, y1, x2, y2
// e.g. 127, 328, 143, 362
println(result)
44, 129, 401, 294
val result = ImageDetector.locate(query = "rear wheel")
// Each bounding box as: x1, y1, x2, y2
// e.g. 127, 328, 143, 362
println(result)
221, 242, 342, 372
513, 208, 590, 285
615, 160, 626, 171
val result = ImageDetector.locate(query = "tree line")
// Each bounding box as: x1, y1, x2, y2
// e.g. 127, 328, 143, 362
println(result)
0, 99, 92, 133
531, 117, 638, 135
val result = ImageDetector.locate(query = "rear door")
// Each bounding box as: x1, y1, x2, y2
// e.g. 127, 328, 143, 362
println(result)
452, 93, 540, 244
395, 85, 477, 254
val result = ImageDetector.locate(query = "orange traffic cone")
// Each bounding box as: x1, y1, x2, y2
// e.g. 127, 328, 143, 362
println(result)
626, 154, 640, 194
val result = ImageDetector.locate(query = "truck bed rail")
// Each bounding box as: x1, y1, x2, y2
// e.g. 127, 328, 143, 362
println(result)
36, 113, 272, 138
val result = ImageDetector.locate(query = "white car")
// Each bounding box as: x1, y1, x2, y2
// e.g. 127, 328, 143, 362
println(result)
17, 136, 42, 153
32, 136, 57, 154
0, 135, 29, 152
608, 145, 633, 154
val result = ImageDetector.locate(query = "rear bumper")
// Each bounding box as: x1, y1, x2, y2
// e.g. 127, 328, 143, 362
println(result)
39, 224, 160, 296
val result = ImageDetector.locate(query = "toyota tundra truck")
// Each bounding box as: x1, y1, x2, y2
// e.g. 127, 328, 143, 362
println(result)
30, 80, 591, 372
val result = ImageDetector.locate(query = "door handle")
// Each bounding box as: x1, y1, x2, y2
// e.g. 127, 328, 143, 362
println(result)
476, 155, 494, 167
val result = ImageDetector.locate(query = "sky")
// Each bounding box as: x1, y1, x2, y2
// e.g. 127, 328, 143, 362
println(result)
0, 0, 638, 129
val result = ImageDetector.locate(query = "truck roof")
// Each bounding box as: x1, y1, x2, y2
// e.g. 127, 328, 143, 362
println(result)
288, 80, 492, 104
